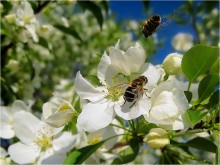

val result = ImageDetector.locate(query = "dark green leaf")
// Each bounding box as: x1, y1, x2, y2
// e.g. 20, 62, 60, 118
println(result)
1, 1, 12, 16
78, 1, 103, 29
142, 1, 149, 10
54, 24, 82, 41
24, 45, 35, 80
182, 45, 219, 83
185, 137, 217, 153
38, 37, 51, 50
184, 91, 192, 103
186, 109, 208, 126
63, 140, 105, 164
87, 75, 102, 86
159, 149, 181, 164
100, 0, 109, 14
112, 138, 140, 164
198, 74, 219, 103
210, 58, 220, 74
207, 90, 220, 108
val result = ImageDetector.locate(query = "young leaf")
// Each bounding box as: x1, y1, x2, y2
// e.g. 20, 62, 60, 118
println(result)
38, 37, 51, 51
181, 45, 219, 83
63, 140, 105, 164
185, 137, 217, 153
54, 25, 82, 41
198, 74, 219, 103
184, 91, 192, 103
78, 1, 103, 29
186, 109, 208, 127
207, 90, 219, 108
112, 138, 140, 164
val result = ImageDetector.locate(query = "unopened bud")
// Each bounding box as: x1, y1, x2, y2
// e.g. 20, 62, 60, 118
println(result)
5, 14, 16, 24
143, 128, 170, 149
163, 53, 183, 75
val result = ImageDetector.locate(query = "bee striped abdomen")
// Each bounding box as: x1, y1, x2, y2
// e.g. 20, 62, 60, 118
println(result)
123, 86, 137, 102
142, 14, 161, 38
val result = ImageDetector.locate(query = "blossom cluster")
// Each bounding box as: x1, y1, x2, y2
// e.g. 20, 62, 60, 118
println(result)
1, 39, 195, 164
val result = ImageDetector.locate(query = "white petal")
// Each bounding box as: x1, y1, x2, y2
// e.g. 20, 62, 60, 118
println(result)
0, 124, 14, 139
0, 147, 8, 158
125, 43, 146, 73
13, 111, 41, 144
53, 132, 77, 152
109, 47, 130, 75
139, 63, 160, 90
8, 142, 40, 164
172, 87, 189, 113
74, 72, 107, 102
45, 110, 74, 127
42, 102, 58, 120
77, 99, 115, 132
12, 100, 30, 113
97, 51, 111, 85
150, 91, 179, 120
26, 24, 39, 42
40, 152, 66, 165
115, 96, 151, 120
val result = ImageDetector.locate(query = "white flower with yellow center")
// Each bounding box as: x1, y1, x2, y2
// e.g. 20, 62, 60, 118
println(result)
0, 100, 32, 139
8, 111, 77, 164
0, 147, 11, 165
75, 41, 160, 132
42, 97, 77, 127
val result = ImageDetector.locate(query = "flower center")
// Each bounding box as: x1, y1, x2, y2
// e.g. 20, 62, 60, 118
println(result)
34, 127, 54, 152
58, 103, 72, 112
88, 137, 102, 145
23, 15, 32, 24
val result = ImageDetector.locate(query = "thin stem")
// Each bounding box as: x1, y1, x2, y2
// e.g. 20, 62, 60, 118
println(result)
110, 124, 132, 133
180, 153, 212, 164
187, 82, 191, 91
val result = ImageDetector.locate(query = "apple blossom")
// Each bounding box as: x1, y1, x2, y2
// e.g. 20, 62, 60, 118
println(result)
0, 147, 11, 165
172, 33, 193, 52
0, 100, 32, 139
42, 97, 77, 127
75, 41, 160, 132
4, 14, 16, 24
8, 111, 77, 164
162, 53, 183, 75
144, 79, 190, 130
143, 128, 170, 149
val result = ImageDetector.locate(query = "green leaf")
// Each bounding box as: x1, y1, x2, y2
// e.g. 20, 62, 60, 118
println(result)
182, 45, 219, 83
198, 74, 219, 103
207, 90, 219, 108
184, 91, 192, 103
159, 149, 181, 164
38, 37, 51, 51
100, 0, 109, 14
186, 109, 208, 126
1, 1, 12, 16
112, 138, 140, 164
54, 25, 82, 41
63, 140, 106, 164
78, 1, 104, 29
210, 58, 220, 74
185, 137, 217, 153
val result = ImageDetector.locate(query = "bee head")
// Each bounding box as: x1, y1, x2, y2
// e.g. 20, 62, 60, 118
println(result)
139, 76, 148, 84
152, 15, 161, 22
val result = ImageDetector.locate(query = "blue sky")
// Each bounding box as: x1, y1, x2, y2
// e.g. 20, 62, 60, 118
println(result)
109, 1, 197, 64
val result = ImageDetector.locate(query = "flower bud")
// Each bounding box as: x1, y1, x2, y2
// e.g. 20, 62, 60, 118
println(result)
143, 128, 170, 149
6, 59, 19, 72
163, 53, 183, 75
172, 33, 193, 52
5, 14, 16, 24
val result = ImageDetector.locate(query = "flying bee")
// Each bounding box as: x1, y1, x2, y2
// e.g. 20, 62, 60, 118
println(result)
142, 14, 161, 38
123, 76, 148, 108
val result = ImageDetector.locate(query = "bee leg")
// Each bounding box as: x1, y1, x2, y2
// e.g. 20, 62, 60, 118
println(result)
129, 101, 136, 108
121, 100, 126, 107
143, 89, 151, 98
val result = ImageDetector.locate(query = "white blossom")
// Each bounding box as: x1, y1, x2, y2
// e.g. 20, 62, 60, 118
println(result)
75, 41, 160, 132
0, 100, 32, 139
144, 79, 190, 130
172, 33, 193, 52
8, 111, 76, 164
42, 97, 76, 127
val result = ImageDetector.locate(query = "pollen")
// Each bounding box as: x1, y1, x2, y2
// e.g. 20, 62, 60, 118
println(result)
22, 15, 32, 24
89, 137, 102, 145
34, 134, 52, 151
58, 103, 72, 112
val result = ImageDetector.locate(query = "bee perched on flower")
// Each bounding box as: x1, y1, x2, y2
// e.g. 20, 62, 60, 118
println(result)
74, 40, 160, 132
